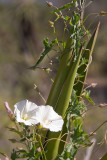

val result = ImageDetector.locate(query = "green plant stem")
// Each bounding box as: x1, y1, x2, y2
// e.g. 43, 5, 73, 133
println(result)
81, 13, 99, 26
45, 47, 82, 160
80, 0, 86, 24
46, 37, 73, 108
37, 134, 47, 160
14, 122, 19, 131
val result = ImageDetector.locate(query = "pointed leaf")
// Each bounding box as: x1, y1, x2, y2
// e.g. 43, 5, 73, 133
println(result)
8, 127, 22, 136
29, 39, 57, 70
52, 0, 78, 12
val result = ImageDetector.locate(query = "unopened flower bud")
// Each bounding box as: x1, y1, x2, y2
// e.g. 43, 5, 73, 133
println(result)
49, 60, 53, 65
34, 84, 37, 89
100, 11, 107, 16
46, 68, 52, 73
4, 102, 15, 121
37, 147, 41, 152
46, 1, 53, 7
49, 62, 53, 65
5, 157, 9, 160
48, 21, 54, 28
84, 82, 88, 85
99, 103, 107, 108
17, 147, 23, 150
91, 83, 97, 88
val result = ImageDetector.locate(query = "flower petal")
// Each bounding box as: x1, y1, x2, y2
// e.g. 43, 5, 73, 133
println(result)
14, 100, 39, 126
14, 100, 38, 114
42, 116, 64, 132
35, 105, 64, 132
14, 100, 64, 130
26, 100, 39, 113
14, 100, 27, 114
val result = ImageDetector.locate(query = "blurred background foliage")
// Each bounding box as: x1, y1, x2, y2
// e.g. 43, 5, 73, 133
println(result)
0, 0, 107, 159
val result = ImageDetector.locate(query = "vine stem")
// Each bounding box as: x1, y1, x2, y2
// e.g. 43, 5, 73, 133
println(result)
33, 127, 44, 159
37, 134, 47, 160
34, 84, 46, 103
89, 120, 107, 137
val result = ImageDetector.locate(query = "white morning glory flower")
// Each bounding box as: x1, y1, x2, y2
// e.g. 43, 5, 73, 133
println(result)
35, 105, 64, 132
14, 100, 64, 132
14, 100, 39, 126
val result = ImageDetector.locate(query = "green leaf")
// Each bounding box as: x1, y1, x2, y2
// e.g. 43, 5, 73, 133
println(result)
0, 152, 8, 158
16, 149, 27, 154
84, 90, 95, 104
8, 127, 22, 136
11, 149, 20, 159
9, 139, 18, 143
29, 39, 57, 70
52, 0, 78, 12
59, 145, 78, 160
64, 16, 70, 21
20, 137, 26, 142
67, 90, 86, 118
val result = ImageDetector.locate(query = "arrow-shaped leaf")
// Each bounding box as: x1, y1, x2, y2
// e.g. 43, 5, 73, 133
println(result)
29, 39, 57, 70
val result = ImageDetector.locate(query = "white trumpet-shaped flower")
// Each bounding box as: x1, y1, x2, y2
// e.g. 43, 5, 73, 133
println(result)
14, 100, 64, 132
35, 105, 64, 132
14, 100, 39, 126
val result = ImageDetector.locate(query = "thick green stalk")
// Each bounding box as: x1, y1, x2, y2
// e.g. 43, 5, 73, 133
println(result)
56, 48, 82, 117
45, 48, 82, 160
42, 38, 73, 145
57, 23, 100, 156
57, 23, 101, 156
42, 38, 73, 146
46, 37, 73, 108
